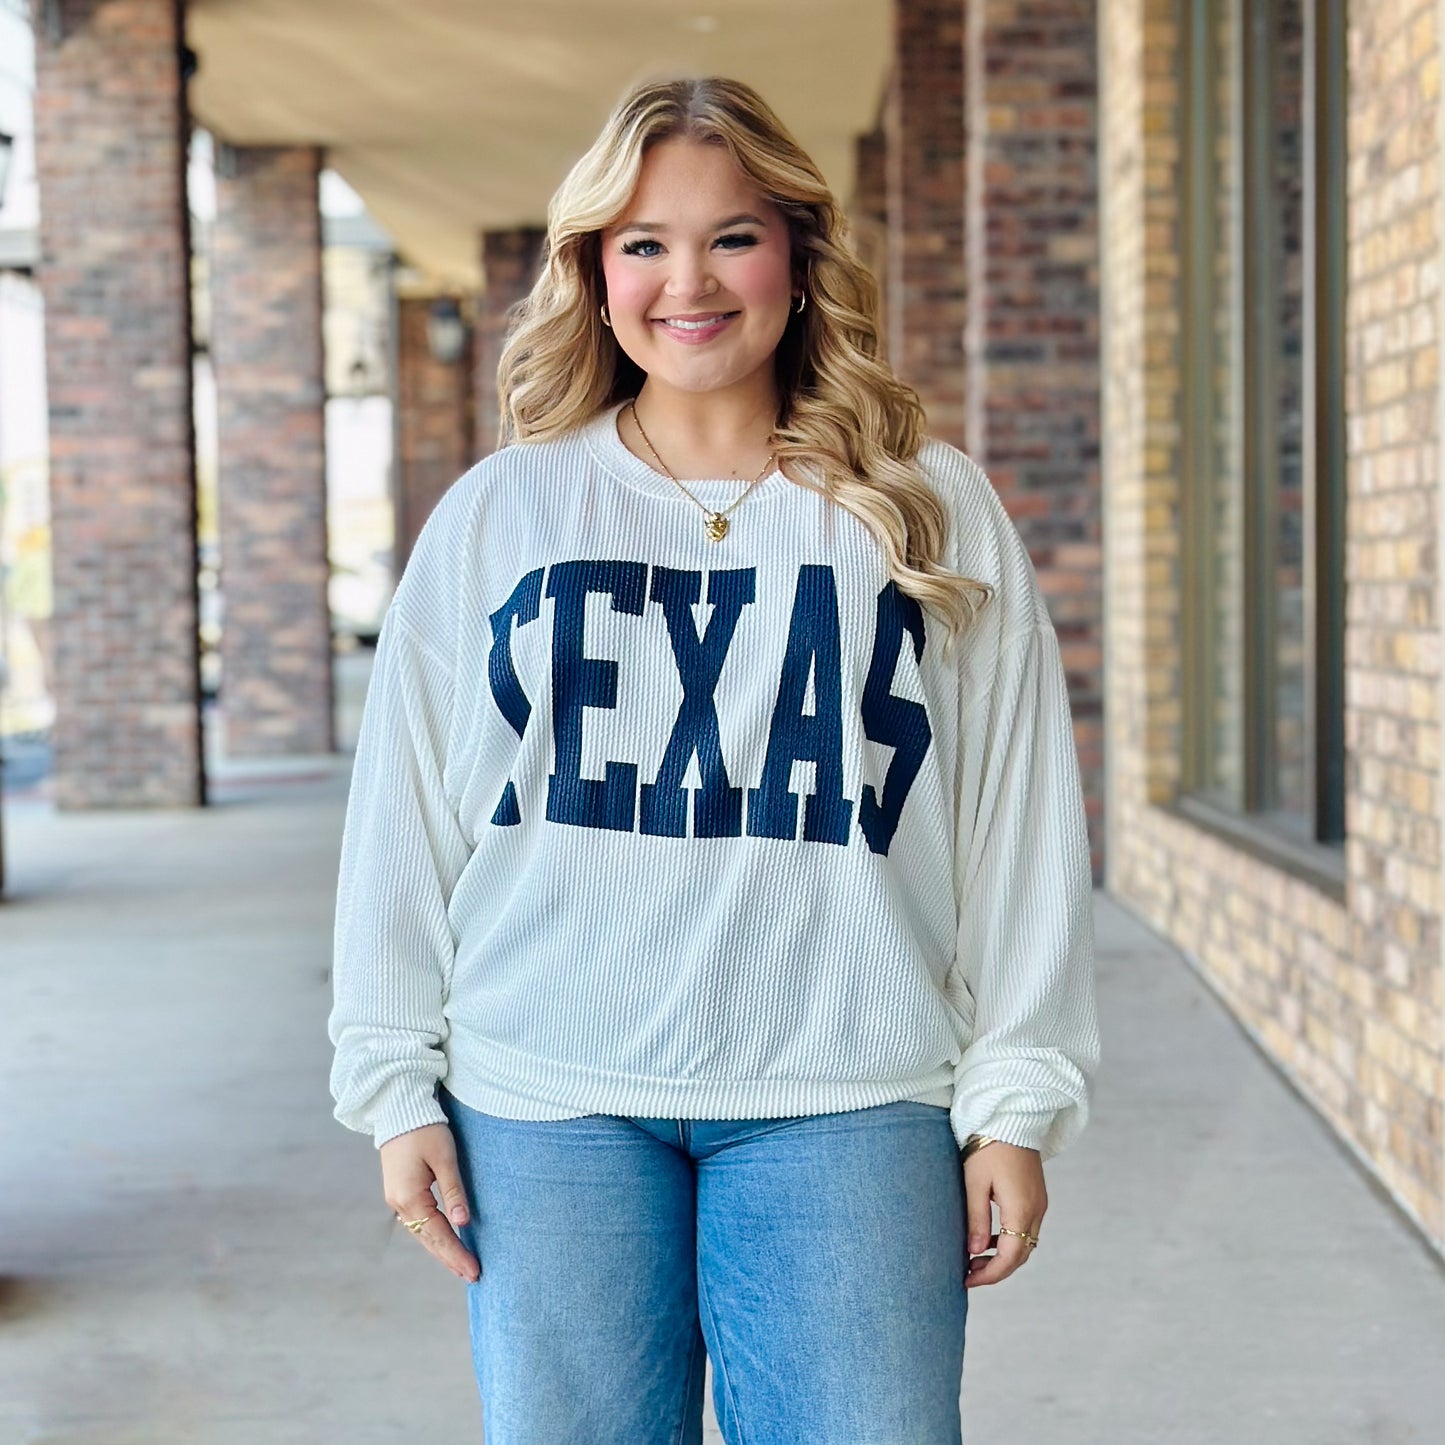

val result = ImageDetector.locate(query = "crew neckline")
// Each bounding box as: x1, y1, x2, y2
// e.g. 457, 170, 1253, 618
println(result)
582, 399, 794, 506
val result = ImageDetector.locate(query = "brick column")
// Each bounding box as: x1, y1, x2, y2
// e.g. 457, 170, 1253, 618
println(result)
474, 227, 546, 457
886, 0, 967, 447
850, 116, 890, 359
32, 0, 204, 808
396, 296, 473, 569
962, 0, 1104, 879
211, 145, 333, 757
1335, 0, 1442, 1241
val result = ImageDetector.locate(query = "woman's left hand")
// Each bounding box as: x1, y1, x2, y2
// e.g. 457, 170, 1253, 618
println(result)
962, 1140, 1046, 1288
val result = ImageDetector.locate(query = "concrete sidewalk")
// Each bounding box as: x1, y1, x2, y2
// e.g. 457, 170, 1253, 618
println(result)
0, 767, 1442, 1445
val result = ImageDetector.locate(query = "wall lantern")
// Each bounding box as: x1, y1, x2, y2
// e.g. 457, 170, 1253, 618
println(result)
426, 297, 468, 365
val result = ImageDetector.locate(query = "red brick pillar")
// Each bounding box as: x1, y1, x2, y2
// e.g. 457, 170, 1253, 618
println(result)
850, 117, 890, 357
886, 0, 967, 447
962, 0, 1103, 878
474, 227, 546, 457
32, 0, 205, 808
396, 296, 473, 569
210, 145, 333, 757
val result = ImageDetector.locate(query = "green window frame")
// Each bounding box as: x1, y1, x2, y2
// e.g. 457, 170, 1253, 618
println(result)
1178, 0, 1346, 894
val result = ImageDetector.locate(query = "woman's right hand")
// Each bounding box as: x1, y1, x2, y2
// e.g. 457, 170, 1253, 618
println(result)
379, 1122, 481, 1283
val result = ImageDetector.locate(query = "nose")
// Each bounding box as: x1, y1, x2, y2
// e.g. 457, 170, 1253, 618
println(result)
663, 250, 719, 303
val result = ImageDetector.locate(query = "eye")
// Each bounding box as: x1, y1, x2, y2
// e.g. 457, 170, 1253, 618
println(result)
619, 238, 662, 257
716, 233, 760, 249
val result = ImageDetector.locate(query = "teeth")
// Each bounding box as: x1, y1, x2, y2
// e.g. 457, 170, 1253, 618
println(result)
663, 315, 731, 330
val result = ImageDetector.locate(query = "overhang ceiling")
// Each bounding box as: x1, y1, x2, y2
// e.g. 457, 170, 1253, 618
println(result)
188, 0, 893, 294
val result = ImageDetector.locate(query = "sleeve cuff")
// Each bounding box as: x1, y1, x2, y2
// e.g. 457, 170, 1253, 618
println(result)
950, 1097, 1088, 1162
334, 1073, 450, 1149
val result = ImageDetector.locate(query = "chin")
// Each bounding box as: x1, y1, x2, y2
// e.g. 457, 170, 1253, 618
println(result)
643, 350, 784, 397
656, 370, 751, 395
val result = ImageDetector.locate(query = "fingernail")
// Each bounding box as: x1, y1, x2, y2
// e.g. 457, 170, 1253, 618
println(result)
451, 1206, 467, 1225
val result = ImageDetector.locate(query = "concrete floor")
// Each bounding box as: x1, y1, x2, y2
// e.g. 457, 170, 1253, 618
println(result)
1, 752, 1443, 1443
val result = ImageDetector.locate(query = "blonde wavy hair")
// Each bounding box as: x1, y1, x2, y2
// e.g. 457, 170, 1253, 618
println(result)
496, 75, 994, 646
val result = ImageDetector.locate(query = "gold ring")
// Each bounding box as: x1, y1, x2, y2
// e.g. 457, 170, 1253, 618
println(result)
997, 1226, 1039, 1250
399, 1215, 430, 1234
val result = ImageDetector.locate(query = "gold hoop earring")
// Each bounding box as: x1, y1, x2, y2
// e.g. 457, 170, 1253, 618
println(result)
793, 292, 807, 315
600, 303, 612, 328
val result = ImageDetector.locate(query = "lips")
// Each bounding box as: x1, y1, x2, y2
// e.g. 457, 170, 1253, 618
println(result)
651, 311, 740, 342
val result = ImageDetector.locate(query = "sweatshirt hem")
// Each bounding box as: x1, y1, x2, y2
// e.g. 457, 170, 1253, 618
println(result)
441, 1032, 955, 1122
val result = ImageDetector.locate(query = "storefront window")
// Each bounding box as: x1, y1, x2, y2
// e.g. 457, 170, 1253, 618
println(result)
1181, 0, 1344, 855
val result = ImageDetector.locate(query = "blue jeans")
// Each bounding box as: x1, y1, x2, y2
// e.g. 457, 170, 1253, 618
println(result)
438, 1085, 968, 1444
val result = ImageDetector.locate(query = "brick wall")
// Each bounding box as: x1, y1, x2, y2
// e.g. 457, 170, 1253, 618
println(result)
1338, 0, 1442, 1244
849, 114, 890, 358
32, 0, 205, 807
886, 0, 967, 447
962, 0, 1104, 879
474, 227, 546, 457
211, 145, 334, 757
396, 295, 473, 568
1101, 0, 1445, 1250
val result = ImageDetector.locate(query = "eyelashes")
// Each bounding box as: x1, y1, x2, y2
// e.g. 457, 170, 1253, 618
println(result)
618, 233, 760, 258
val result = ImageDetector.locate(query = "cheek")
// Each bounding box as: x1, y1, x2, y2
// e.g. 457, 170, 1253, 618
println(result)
730, 248, 794, 308
600, 259, 654, 320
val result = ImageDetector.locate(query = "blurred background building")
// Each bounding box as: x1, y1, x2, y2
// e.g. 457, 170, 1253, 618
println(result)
0, 0, 1440, 1261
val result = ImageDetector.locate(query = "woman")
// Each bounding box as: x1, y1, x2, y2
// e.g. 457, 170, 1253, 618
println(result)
328, 74, 1099, 1445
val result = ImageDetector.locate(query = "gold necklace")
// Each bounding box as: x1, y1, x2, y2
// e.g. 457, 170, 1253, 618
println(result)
627, 400, 778, 542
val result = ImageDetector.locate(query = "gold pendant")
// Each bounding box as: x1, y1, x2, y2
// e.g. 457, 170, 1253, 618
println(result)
704, 513, 730, 542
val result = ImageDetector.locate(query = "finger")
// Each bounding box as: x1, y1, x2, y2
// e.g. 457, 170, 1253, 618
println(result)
404, 1204, 481, 1284
965, 1233, 1031, 1288
962, 1161, 994, 1259
426, 1132, 472, 1228
397, 1196, 481, 1284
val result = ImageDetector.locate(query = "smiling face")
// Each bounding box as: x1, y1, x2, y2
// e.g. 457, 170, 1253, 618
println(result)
599, 136, 797, 404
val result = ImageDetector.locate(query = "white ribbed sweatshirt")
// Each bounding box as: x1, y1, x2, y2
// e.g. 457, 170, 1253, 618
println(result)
327, 399, 1100, 1159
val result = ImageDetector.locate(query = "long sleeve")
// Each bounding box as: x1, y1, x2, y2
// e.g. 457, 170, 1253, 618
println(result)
327, 603, 473, 1148
947, 621, 1101, 1161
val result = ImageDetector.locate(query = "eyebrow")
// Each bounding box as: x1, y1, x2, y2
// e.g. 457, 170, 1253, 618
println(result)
613, 213, 768, 236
